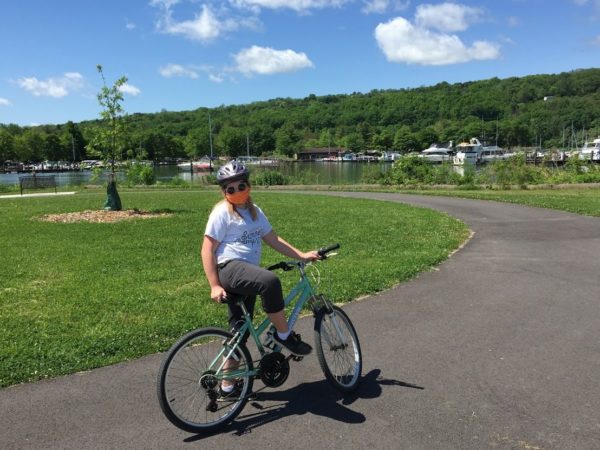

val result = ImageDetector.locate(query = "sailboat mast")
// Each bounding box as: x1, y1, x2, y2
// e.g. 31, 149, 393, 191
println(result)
208, 112, 213, 171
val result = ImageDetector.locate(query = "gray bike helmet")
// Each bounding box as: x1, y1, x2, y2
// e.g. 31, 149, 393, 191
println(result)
216, 160, 250, 186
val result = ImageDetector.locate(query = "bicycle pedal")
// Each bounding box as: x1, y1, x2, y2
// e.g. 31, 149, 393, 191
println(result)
206, 400, 218, 412
291, 355, 304, 362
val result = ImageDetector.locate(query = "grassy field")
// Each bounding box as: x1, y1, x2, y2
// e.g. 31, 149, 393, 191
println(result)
397, 186, 600, 217
0, 190, 468, 387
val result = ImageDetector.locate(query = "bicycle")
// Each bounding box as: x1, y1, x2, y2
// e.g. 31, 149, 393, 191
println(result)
156, 243, 362, 433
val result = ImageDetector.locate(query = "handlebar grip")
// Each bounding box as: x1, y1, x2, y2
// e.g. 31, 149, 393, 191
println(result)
318, 243, 340, 257
267, 262, 287, 271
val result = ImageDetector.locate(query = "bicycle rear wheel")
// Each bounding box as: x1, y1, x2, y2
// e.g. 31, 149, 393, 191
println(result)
157, 327, 254, 433
314, 305, 362, 392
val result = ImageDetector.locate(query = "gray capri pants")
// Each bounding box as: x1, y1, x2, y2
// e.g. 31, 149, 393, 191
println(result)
217, 259, 285, 329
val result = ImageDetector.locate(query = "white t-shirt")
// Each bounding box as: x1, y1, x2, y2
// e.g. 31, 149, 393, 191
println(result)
204, 202, 272, 266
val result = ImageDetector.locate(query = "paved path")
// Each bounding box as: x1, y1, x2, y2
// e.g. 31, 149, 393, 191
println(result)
0, 192, 75, 199
1, 193, 599, 449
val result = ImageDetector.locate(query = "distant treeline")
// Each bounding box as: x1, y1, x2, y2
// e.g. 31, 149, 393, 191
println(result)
1, 68, 600, 163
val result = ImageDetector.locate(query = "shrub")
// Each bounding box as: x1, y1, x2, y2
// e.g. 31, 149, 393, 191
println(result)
478, 155, 545, 188
126, 163, 155, 186
386, 156, 434, 185
361, 164, 387, 184
163, 176, 191, 188
0, 184, 19, 193
251, 170, 290, 186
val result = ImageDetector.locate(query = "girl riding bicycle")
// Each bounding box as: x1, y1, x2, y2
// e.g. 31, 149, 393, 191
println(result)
201, 160, 319, 396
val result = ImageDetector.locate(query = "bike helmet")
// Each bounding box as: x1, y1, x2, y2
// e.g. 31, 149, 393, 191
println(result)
216, 160, 250, 186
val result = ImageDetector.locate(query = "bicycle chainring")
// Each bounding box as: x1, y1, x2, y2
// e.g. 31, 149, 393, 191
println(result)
259, 352, 290, 387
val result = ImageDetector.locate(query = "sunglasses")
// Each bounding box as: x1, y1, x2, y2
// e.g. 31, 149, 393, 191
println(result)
224, 182, 248, 194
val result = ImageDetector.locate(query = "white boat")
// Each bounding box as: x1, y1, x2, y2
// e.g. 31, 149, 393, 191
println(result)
356, 151, 381, 162
453, 138, 483, 165
419, 144, 453, 164
380, 151, 401, 162
578, 137, 600, 162
341, 152, 357, 162
479, 147, 509, 163
177, 156, 213, 171
236, 156, 280, 166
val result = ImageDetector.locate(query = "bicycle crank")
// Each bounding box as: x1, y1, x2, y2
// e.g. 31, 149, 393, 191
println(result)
258, 352, 290, 387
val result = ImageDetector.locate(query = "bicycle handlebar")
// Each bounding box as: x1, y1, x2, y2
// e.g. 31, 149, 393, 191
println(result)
266, 243, 340, 271
266, 261, 294, 271
317, 243, 340, 258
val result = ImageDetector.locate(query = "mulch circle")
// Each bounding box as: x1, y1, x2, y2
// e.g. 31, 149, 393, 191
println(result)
38, 209, 172, 223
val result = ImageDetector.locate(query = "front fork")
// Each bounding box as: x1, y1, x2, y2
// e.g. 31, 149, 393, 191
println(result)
310, 294, 348, 349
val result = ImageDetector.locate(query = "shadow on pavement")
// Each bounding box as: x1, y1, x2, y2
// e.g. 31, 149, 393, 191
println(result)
184, 369, 424, 442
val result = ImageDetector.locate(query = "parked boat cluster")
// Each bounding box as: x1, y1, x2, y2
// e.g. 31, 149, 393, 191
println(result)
3, 138, 600, 175
310, 136, 600, 166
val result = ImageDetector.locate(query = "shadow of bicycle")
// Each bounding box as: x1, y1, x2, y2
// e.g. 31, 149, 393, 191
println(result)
184, 369, 424, 441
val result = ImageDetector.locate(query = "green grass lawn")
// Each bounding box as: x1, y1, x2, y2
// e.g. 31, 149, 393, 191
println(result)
0, 190, 468, 387
398, 187, 600, 217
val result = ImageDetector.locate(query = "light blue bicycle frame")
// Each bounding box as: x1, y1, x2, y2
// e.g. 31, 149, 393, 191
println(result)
210, 265, 317, 380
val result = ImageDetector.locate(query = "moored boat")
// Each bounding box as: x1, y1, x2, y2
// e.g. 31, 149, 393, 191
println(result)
578, 137, 600, 162
453, 138, 483, 165
419, 144, 453, 164
177, 156, 213, 171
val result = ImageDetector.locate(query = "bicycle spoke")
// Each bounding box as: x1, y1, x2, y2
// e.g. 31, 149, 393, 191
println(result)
158, 329, 254, 432
315, 306, 362, 392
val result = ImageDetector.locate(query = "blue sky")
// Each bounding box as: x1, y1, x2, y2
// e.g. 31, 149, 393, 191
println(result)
1, 0, 599, 126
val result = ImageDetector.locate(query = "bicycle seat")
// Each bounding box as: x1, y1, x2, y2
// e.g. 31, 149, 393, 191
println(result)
220, 293, 247, 305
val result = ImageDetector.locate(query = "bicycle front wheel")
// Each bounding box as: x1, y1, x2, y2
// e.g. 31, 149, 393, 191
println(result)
314, 305, 362, 392
157, 327, 254, 433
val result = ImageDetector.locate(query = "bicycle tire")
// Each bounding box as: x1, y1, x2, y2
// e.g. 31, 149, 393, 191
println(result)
314, 305, 362, 392
157, 327, 254, 433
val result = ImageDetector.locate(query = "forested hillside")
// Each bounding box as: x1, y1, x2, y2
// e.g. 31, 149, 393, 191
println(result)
1, 68, 599, 163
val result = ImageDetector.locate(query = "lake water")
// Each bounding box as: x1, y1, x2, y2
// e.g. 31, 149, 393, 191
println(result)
0, 161, 392, 187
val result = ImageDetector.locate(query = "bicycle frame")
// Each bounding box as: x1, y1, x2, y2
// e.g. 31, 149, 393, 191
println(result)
208, 263, 318, 381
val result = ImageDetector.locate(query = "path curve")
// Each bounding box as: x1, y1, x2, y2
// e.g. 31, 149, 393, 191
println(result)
1, 193, 599, 449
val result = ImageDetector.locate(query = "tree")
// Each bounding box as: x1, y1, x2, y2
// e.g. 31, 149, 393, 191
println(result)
0, 130, 15, 163
216, 126, 247, 157
15, 129, 45, 162
275, 123, 303, 157
184, 126, 212, 159
62, 121, 86, 161
393, 126, 417, 153
44, 133, 66, 161
86, 65, 128, 211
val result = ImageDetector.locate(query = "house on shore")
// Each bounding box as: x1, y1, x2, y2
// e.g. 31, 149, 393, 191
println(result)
296, 148, 348, 161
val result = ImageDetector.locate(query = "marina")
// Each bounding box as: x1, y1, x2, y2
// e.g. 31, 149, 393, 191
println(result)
2, 138, 599, 188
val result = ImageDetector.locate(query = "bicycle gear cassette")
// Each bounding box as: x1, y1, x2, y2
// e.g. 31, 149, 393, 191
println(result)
259, 352, 290, 387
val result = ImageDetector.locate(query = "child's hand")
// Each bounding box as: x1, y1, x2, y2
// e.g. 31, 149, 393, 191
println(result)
210, 286, 227, 303
301, 250, 320, 262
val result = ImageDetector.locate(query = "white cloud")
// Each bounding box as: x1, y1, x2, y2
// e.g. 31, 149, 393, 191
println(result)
152, 1, 258, 43
166, 4, 223, 41
592, 34, 600, 46
374, 16, 499, 65
209, 73, 225, 83
415, 2, 483, 32
119, 83, 141, 96
126, 20, 136, 30
234, 45, 314, 75
0, 98, 11, 106
17, 72, 85, 98
159, 63, 199, 78
361, 0, 390, 14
